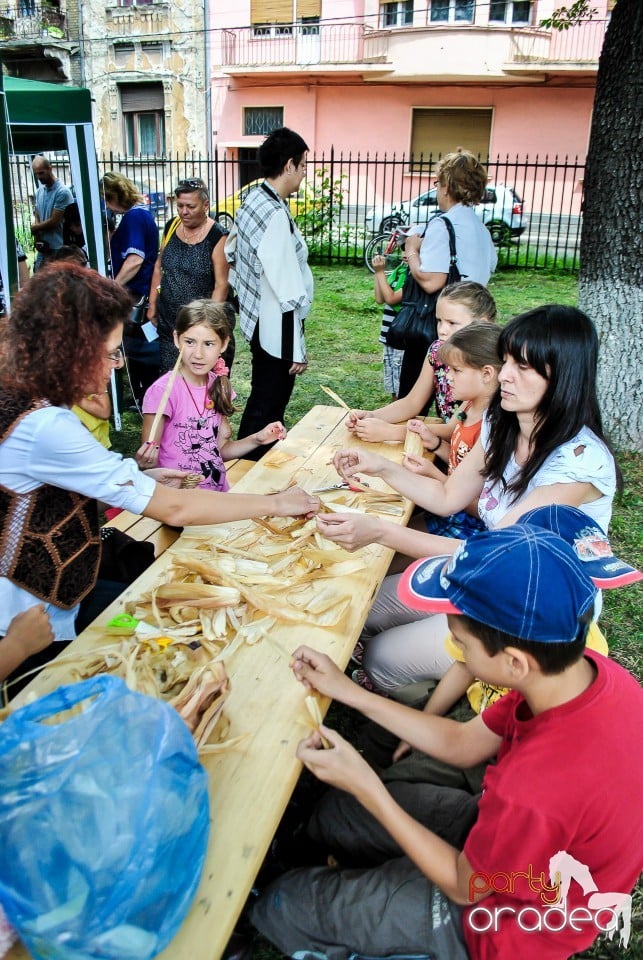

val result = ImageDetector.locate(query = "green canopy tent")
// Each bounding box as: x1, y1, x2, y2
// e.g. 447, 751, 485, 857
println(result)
0, 73, 107, 313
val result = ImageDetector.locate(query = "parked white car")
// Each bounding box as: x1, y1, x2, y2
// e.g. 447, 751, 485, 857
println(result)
365, 183, 528, 244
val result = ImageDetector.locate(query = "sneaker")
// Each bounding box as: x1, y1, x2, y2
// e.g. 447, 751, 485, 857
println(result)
350, 640, 365, 667
351, 668, 377, 692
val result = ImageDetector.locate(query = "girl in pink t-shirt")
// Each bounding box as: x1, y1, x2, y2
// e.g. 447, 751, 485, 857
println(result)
136, 300, 285, 489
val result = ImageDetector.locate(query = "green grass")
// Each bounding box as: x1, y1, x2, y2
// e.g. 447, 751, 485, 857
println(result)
112, 265, 642, 960
494, 246, 582, 273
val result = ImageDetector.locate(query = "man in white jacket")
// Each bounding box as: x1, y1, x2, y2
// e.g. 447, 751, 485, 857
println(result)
227, 128, 314, 457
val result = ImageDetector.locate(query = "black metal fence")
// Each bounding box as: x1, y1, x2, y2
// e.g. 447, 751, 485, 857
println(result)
8, 149, 586, 271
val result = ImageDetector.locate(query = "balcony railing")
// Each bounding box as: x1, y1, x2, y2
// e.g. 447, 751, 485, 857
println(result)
217, 23, 388, 69
0, 2, 67, 40
508, 19, 607, 65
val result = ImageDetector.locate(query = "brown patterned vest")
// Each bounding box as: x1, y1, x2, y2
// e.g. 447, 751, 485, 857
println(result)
0, 391, 100, 609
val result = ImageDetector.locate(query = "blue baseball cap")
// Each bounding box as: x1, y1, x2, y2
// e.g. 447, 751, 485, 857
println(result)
518, 505, 642, 589
398, 525, 598, 643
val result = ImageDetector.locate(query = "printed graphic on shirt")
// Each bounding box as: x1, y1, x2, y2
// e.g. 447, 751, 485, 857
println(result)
479, 484, 499, 512
174, 416, 224, 486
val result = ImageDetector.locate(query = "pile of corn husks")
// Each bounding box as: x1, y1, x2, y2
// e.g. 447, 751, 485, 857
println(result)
128, 512, 372, 647
26, 511, 381, 750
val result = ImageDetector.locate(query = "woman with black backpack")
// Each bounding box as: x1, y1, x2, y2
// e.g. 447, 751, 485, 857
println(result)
398, 150, 497, 400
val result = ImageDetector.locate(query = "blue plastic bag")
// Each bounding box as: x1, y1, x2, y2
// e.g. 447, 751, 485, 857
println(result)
0, 675, 210, 960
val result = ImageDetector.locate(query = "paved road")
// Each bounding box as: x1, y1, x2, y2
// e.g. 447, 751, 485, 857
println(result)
341, 205, 582, 257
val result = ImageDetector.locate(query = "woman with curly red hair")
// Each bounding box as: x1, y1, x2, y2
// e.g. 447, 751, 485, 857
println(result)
0, 263, 318, 665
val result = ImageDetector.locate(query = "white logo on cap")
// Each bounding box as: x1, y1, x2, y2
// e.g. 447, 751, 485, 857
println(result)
416, 556, 444, 585
440, 543, 468, 590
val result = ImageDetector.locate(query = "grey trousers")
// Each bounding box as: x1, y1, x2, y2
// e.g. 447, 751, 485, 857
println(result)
355, 695, 488, 796
361, 574, 454, 693
251, 857, 469, 960
307, 781, 479, 867
250, 777, 478, 960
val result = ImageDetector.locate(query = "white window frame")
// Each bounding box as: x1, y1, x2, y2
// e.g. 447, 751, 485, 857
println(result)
488, 0, 531, 24
299, 15, 320, 35
252, 22, 293, 37
430, 0, 475, 24
124, 111, 165, 156
380, 0, 414, 28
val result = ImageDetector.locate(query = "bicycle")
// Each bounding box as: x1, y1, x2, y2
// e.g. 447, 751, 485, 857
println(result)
364, 227, 405, 275
378, 204, 410, 234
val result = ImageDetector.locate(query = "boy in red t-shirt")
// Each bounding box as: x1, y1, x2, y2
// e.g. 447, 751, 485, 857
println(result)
251, 516, 643, 960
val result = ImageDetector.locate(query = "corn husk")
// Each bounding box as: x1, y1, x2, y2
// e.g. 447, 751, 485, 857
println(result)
320, 385, 350, 410
151, 583, 242, 609
148, 346, 183, 443
199, 733, 249, 756
304, 695, 331, 749
20, 498, 371, 741
264, 449, 297, 468
169, 661, 230, 747
403, 427, 425, 459
181, 472, 203, 489
318, 486, 406, 517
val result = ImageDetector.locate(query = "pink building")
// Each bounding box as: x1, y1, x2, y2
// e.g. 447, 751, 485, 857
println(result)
207, 0, 607, 214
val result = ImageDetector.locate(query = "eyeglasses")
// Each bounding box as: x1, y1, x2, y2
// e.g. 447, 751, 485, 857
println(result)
106, 347, 124, 364
176, 179, 206, 192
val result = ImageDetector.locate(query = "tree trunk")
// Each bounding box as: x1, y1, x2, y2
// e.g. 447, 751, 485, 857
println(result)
578, 0, 643, 451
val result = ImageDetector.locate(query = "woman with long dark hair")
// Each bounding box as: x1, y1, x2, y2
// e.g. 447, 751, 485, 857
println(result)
321, 304, 618, 692
481, 304, 609, 524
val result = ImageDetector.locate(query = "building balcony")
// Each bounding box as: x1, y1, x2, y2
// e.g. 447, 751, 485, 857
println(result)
504, 19, 606, 72
215, 23, 389, 76
0, 1, 67, 41
213, 18, 605, 82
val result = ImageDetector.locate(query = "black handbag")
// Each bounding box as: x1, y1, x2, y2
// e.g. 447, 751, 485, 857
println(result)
124, 295, 149, 337
386, 216, 461, 350
129, 295, 148, 326
98, 526, 155, 583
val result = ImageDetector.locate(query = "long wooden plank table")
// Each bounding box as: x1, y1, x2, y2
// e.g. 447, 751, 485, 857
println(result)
7, 405, 414, 960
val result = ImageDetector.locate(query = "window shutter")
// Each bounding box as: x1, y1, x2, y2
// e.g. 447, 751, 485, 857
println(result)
298, 0, 321, 16
411, 109, 493, 166
119, 83, 165, 112
251, 0, 293, 24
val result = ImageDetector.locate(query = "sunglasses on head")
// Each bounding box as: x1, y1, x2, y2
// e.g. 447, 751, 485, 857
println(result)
176, 178, 206, 191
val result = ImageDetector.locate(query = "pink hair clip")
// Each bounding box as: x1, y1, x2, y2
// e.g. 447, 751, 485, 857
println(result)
213, 358, 229, 377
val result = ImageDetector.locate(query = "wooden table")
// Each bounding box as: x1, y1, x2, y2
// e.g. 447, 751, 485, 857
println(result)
7, 405, 414, 960
100, 458, 255, 556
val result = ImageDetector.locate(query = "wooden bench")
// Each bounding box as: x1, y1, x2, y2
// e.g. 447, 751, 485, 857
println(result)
103, 458, 255, 557
218, 456, 255, 488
